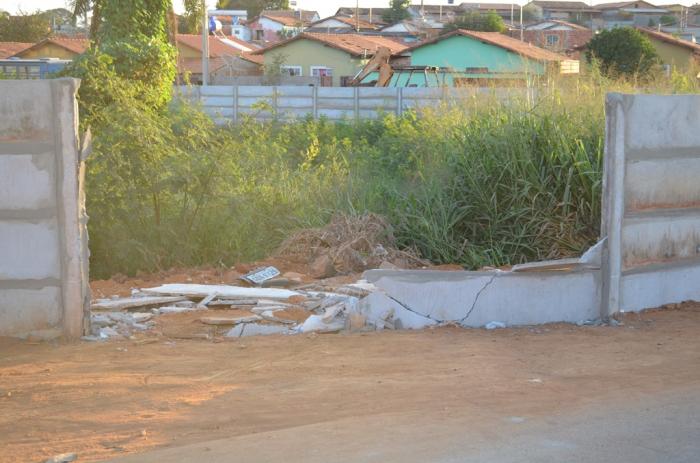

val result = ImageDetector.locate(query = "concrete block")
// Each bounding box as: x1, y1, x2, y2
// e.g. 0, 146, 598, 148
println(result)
0, 220, 61, 280
0, 287, 62, 336
0, 154, 55, 210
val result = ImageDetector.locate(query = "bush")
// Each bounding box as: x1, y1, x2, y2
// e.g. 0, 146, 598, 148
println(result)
586, 27, 658, 77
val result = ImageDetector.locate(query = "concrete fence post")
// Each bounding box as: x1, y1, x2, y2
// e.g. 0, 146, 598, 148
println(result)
312, 85, 318, 120
232, 85, 238, 123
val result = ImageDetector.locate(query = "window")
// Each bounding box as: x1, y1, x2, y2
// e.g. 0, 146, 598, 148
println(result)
310, 66, 333, 77
281, 65, 302, 76
546, 34, 560, 46
255, 29, 264, 40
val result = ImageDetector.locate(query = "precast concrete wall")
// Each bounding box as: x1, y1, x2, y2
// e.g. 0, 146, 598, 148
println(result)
0, 79, 89, 339
602, 93, 700, 315
361, 93, 700, 328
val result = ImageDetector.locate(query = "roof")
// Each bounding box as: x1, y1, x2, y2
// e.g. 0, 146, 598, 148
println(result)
0, 42, 33, 58
176, 34, 253, 56
258, 9, 319, 26
239, 52, 264, 65
335, 7, 391, 17
594, 1, 659, 10
531, 1, 600, 11
309, 15, 380, 30
526, 19, 591, 30
404, 29, 568, 62
637, 27, 700, 54
252, 32, 409, 57
16, 37, 89, 57
459, 3, 516, 11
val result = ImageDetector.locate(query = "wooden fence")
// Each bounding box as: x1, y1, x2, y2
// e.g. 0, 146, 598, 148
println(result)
175, 85, 537, 122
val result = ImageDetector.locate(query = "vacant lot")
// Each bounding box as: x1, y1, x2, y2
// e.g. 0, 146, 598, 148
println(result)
1, 304, 699, 463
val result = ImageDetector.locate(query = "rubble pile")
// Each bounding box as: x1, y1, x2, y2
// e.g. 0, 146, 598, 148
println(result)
276, 213, 428, 278
86, 272, 409, 341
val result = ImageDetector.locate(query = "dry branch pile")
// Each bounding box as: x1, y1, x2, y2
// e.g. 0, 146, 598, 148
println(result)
277, 214, 428, 276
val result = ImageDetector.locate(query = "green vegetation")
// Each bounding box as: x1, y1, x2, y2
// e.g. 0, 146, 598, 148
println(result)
216, 0, 290, 18
586, 27, 658, 77
383, 0, 412, 24
87, 70, 700, 279
0, 10, 52, 42
447, 10, 507, 33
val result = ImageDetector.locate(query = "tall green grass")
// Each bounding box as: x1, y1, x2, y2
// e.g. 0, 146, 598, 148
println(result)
86, 71, 698, 278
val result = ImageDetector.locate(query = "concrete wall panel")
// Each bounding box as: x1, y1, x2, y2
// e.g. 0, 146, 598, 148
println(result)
622, 214, 700, 269
0, 287, 62, 335
0, 154, 55, 210
0, 81, 53, 141
624, 95, 700, 152
0, 220, 61, 280
625, 157, 700, 211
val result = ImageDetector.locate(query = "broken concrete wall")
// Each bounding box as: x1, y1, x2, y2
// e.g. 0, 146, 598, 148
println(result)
361, 93, 700, 328
0, 79, 89, 339
602, 94, 700, 316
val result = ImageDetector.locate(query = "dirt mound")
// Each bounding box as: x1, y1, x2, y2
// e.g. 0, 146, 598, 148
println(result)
277, 213, 428, 276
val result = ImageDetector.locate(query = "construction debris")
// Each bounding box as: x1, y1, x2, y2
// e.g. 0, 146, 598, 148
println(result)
200, 315, 262, 326
142, 284, 300, 300
91, 296, 187, 311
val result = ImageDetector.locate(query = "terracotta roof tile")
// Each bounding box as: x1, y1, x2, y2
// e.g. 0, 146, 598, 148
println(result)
254, 32, 409, 57
404, 29, 568, 62
309, 15, 380, 30
176, 34, 252, 56
17, 37, 89, 57
0, 42, 33, 58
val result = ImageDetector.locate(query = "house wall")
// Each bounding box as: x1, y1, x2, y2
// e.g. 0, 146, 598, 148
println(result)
647, 36, 696, 71
18, 43, 78, 60
264, 39, 364, 86
409, 35, 545, 76
0, 79, 89, 339
515, 29, 593, 52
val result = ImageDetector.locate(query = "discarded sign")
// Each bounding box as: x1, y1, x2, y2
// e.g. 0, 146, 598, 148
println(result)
241, 266, 280, 285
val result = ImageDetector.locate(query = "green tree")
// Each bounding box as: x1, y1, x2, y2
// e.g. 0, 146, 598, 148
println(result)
70, 0, 103, 38
0, 11, 51, 42
586, 27, 658, 77
660, 14, 677, 25
447, 10, 506, 32
217, 0, 289, 18
179, 0, 203, 34
382, 0, 411, 24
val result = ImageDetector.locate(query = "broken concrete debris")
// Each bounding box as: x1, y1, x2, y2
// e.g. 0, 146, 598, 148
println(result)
142, 284, 300, 300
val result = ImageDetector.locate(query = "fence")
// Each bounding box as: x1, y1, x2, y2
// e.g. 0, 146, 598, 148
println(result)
601, 93, 700, 315
0, 79, 89, 339
176, 85, 536, 123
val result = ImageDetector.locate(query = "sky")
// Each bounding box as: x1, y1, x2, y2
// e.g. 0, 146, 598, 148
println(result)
5, 0, 513, 18
3, 0, 697, 17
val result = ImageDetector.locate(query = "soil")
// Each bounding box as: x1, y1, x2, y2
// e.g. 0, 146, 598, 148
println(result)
1, 303, 699, 463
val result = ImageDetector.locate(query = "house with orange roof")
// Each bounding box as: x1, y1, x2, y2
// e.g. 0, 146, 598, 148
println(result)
305, 16, 381, 33
385, 29, 578, 86
175, 34, 262, 84
252, 32, 409, 86
14, 37, 89, 59
248, 10, 320, 44
636, 27, 700, 72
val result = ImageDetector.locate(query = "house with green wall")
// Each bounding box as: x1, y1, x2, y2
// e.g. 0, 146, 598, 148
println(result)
637, 27, 700, 73
253, 32, 409, 86
390, 29, 578, 86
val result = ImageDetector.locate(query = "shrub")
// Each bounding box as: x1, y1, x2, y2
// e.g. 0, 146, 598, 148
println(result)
586, 27, 658, 77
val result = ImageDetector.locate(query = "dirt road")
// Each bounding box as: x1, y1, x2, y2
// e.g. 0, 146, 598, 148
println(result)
1, 304, 699, 463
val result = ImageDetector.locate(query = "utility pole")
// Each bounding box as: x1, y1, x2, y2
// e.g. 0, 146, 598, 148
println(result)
202, 0, 209, 86
356, 0, 360, 32
520, 4, 523, 41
